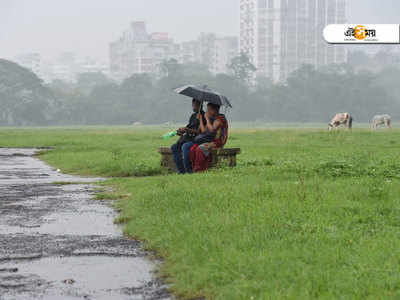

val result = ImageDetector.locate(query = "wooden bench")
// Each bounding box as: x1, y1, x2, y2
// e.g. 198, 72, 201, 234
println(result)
158, 147, 241, 172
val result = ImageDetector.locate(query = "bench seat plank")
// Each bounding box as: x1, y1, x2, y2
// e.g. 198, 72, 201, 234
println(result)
158, 147, 241, 172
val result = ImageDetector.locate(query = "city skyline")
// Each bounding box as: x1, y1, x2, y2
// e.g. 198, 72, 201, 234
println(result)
1, 0, 400, 61
15, 23, 240, 83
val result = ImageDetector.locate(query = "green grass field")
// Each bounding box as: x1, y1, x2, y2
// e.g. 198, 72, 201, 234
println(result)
1, 126, 400, 299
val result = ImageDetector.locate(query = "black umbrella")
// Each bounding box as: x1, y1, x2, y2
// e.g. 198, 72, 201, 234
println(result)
174, 85, 232, 108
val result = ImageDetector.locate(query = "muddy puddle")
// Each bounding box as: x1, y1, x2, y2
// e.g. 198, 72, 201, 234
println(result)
0, 149, 169, 300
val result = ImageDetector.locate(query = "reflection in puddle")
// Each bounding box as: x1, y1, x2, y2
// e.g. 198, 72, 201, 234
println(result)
1, 256, 154, 300
0, 207, 120, 236
40, 205, 121, 236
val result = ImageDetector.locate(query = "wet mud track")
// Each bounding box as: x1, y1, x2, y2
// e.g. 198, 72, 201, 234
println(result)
0, 149, 169, 300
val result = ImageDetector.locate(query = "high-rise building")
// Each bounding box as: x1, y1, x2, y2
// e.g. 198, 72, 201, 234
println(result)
240, 0, 348, 82
182, 33, 239, 75
109, 22, 179, 81
180, 40, 200, 64
212, 36, 239, 74
240, 0, 257, 67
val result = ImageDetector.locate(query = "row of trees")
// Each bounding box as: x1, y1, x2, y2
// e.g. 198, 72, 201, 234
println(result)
0, 59, 55, 126
1, 54, 400, 126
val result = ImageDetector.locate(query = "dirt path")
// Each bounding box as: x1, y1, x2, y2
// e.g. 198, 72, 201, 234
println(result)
0, 149, 169, 300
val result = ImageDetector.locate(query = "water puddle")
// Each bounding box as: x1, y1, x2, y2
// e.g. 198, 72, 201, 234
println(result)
0, 256, 155, 300
0, 149, 170, 299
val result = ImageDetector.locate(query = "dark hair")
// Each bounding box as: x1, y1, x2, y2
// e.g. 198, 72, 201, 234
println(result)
192, 98, 201, 104
207, 103, 220, 113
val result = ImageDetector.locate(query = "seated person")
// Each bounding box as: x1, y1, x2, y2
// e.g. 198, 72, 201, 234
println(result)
171, 99, 204, 174
190, 103, 228, 172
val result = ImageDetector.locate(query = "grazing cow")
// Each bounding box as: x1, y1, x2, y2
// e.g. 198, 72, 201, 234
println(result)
371, 114, 392, 130
328, 113, 353, 131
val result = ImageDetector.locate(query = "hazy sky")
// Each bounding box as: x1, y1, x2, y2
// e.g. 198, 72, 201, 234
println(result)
1, 0, 400, 61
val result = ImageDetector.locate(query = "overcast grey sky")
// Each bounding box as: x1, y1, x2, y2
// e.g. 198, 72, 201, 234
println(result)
1, 0, 399, 61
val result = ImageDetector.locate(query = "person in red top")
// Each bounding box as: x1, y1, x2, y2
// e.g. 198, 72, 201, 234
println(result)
190, 103, 228, 172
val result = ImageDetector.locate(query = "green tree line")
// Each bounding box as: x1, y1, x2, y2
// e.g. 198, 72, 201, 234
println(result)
0, 55, 399, 126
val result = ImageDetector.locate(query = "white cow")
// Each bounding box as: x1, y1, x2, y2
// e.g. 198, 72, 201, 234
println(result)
328, 113, 353, 131
371, 114, 391, 130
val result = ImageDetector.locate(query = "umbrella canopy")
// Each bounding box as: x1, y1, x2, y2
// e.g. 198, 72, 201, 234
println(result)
174, 85, 232, 108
